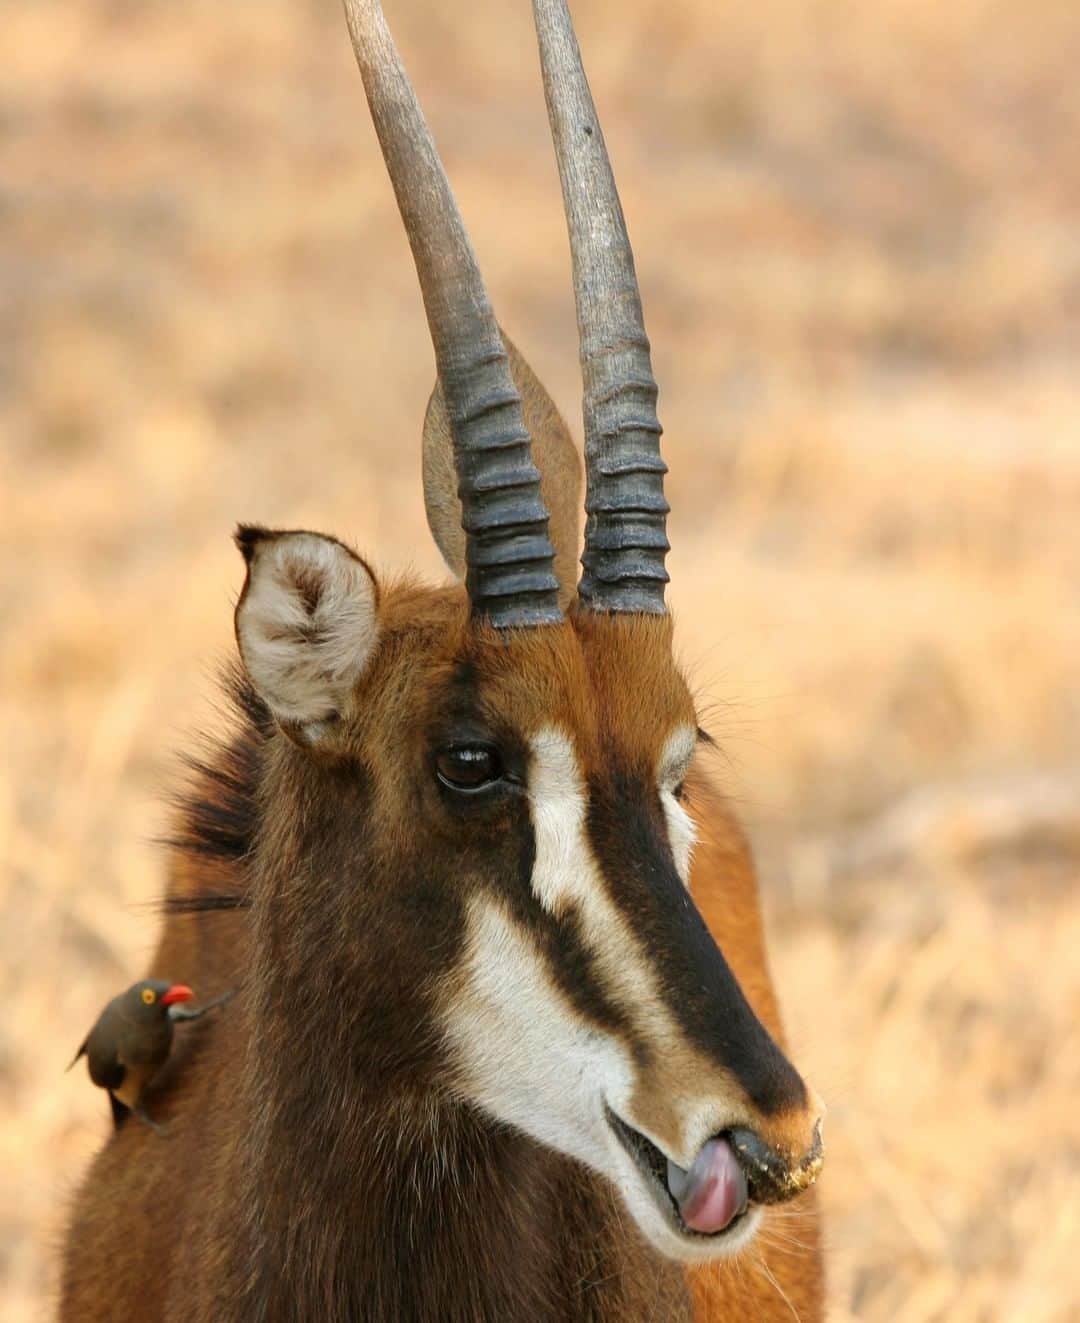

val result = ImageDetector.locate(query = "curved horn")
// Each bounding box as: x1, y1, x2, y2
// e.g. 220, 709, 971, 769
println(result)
342, 0, 561, 627
531, 0, 669, 614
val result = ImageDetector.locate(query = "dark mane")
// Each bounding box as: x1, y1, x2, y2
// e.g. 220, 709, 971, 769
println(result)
160, 665, 272, 914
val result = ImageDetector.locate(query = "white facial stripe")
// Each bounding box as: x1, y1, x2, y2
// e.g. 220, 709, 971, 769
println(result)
527, 719, 698, 922
658, 725, 699, 885
526, 726, 675, 1046
443, 900, 758, 1265
526, 727, 593, 915
441, 895, 633, 1171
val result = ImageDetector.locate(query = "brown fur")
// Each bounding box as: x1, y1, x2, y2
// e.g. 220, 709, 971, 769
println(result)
60, 588, 824, 1321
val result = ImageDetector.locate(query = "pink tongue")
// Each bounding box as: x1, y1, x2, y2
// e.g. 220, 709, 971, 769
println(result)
668, 1136, 748, 1234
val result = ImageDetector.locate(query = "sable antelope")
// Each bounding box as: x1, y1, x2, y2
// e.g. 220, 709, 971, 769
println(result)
60, 0, 826, 1318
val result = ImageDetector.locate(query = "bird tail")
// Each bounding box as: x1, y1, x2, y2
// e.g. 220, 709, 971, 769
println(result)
66, 1041, 87, 1072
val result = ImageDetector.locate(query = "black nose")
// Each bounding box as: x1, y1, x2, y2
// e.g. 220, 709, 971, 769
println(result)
726, 1122, 824, 1205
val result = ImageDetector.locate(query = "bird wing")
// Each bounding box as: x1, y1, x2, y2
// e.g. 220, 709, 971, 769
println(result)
89, 1053, 127, 1093
119, 1017, 173, 1069
84, 1009, 129, 1091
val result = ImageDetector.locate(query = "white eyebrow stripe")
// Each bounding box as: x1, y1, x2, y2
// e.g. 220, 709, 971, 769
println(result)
660, 792, 697, 885
527, 723, 700, 905
526, 726, 596, 914
658, 725, 699, 886
658, 724, 697, 790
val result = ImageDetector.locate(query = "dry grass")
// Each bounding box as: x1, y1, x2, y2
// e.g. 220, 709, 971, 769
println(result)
2, 0, 1078, 1318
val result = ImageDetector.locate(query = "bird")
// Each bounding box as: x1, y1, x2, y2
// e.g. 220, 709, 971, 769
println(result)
68, 980, 234, 1133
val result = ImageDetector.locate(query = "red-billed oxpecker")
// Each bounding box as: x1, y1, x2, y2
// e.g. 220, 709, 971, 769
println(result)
69, 982, 232, 1132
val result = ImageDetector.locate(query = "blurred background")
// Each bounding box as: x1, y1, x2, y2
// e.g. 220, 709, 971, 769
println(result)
2, 0, 1078, 1317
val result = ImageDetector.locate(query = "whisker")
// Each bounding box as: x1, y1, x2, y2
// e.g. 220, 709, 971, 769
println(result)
758, 1226, 815, 1253
751, 1248, 804, 1323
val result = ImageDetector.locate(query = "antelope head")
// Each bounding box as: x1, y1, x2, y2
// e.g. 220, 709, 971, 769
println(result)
233, 0, 824, 1265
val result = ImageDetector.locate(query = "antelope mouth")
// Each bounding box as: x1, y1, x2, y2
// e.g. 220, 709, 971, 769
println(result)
604, 1105, 753, 1241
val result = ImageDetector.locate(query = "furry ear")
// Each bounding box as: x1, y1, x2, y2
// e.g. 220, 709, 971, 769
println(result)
423, 332, 582, 607
233, 526, 380, 748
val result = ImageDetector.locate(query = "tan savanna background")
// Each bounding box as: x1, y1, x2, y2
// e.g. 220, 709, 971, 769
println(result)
3, 0, 1078, 1318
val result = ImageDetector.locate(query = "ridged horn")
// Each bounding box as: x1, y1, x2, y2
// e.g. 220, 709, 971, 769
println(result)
531, 0, 670, 614
342, 0, 561, 627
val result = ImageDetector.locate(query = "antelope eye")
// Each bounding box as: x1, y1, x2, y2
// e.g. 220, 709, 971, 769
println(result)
435, 744, 503, 793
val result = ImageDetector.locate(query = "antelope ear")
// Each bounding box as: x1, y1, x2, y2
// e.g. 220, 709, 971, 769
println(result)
233, 526, 380, 748
422, 332, 582, 607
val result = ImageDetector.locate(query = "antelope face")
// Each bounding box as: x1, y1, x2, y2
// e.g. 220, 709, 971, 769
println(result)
236, 530, 822, 1264
424, 611, 823, 1262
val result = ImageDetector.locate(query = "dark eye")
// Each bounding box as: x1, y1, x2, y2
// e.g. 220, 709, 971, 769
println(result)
435, 744, 503, 793
672, 781, 687, 803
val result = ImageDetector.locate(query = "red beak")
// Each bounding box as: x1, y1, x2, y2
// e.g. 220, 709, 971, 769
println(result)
161, 984, 194, 1006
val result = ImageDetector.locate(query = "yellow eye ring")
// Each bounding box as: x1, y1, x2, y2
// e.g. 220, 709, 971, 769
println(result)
141, 988, 155, 1005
